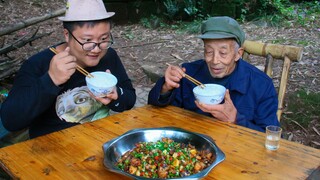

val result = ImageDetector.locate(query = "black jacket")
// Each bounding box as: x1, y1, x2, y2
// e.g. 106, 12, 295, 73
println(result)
1, 47, 136, 138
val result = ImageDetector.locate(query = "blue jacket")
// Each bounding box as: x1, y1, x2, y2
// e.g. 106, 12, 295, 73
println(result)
148, 59, 279, 132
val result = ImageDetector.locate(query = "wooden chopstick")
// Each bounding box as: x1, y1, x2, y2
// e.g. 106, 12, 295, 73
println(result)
49, 47, 94, 78
75, 66, 94, 78
166, 63, 205, 88
184, 74, 205, 88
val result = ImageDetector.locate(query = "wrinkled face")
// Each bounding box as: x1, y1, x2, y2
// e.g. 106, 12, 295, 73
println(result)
64, 22, 111, 68
204, 39, 243, 78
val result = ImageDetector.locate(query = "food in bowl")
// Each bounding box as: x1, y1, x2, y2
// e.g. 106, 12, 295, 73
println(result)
193, 84, 226, 105
103, 127, 225, 180
115, 137, 215, 178
85, 71, 117, 97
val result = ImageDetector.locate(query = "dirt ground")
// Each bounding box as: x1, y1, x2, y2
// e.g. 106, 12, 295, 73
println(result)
1, 0, 319, 149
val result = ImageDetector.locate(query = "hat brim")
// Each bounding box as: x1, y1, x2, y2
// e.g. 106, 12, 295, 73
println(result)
198, 31, 238, 41
58, 12, 115, 22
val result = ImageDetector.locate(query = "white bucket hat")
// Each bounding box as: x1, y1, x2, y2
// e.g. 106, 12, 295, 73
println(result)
58, 0, 115, 21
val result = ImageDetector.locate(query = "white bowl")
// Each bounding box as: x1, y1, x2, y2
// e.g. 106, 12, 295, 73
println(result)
86, 71, 117, 97
193, 84, 226, 105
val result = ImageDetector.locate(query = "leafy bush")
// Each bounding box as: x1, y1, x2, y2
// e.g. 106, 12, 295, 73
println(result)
240, 0, 320, 27
140, 15, 163, 29
183, 0, 198, 17
163, 0, 180, 20
162, 0, 204, 21
141, 0, 319, 29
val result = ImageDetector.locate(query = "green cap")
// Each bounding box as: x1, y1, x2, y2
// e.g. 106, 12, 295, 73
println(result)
199, 16, 245, 46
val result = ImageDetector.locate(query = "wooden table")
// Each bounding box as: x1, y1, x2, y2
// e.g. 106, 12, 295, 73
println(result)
0, 105, 319, 179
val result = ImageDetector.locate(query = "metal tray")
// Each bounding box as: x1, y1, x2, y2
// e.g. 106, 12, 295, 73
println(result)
102, 127, 225, 180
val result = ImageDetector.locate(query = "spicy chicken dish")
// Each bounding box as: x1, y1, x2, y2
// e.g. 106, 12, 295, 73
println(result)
115, 137, 216, 178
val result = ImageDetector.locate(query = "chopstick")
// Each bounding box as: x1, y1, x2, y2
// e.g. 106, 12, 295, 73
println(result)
166, 63, 205, 88
49, 47, 94, 78
184, 74, 205, 88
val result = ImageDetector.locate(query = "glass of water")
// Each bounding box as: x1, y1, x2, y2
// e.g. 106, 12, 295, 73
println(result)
265, 125, 282, 150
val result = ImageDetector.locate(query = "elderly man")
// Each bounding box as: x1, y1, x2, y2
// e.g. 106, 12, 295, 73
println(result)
148, 16, 279, 132
0, 0, 136, 138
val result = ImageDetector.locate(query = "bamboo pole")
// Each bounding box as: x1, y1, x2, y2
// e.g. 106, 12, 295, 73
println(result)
277, 56, 291, 121
243, 40, 303, 61
265, 54, 274, 77
0, 8, 65, 36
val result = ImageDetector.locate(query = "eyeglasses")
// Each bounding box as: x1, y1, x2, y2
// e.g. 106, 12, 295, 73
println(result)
67, 29, 114, 51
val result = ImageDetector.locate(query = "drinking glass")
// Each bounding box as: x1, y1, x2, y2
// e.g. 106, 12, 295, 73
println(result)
265, 125, 282, 150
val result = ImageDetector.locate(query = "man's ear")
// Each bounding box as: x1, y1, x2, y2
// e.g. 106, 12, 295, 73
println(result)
63, 29, 69, 42
235, 47, 244, 62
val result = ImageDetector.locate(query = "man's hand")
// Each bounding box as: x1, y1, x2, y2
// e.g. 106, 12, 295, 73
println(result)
195, 89, 237, 123
92, 69, 118, 105
161, 64, 186, 93
48, 47, 77, 86
93, 86, 118, 105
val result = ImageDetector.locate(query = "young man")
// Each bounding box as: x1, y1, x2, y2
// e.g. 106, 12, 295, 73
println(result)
0, 0, 136, 138
148, 16, 279, 132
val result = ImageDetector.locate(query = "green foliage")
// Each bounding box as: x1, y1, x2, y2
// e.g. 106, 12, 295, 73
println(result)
283, 90, 320, 127
234, 0, 319, 28
140, 15, 163, 29
124, 31, 135, 40
175, 19, 202, 34
296, 40, 309, 47
140, 18, 152, 29
293, 1, 320, 27
253, 0, 319, 27
141, 0, 319, 30
163, 0, 180, 20
159, 0, 319, 27
269, 38, 288, 44
162, 0, 204, 21
183, 0, 198, 17
138, 15, 202, 34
